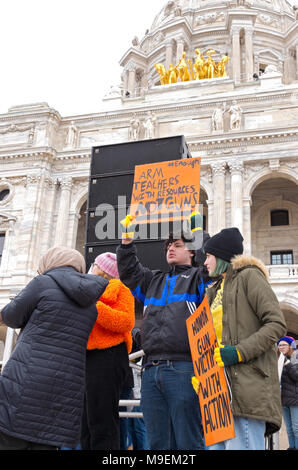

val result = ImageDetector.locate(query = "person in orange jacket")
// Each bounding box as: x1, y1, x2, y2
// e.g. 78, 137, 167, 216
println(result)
81, 252, 135, 450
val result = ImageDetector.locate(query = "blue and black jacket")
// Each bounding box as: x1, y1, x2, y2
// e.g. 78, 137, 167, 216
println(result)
116, 243, 211, 362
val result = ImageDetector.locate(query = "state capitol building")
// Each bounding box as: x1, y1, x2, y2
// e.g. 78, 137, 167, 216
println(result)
0, 0, 298, 354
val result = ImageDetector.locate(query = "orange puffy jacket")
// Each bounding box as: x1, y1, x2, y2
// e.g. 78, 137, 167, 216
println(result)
87, 278, 135, 353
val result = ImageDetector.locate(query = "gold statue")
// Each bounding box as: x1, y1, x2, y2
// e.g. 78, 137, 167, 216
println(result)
216, 54, 230, 78
154, 63, 169, 85
193, 49, 205, 80
168, 63, 179, 84
177, 52, 191, 82
154, 49, 230, 85
205, 50, 216, 79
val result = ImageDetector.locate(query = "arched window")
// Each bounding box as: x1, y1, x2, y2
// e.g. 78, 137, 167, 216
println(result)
270, 209, 289, 226
0, 189, 9, 202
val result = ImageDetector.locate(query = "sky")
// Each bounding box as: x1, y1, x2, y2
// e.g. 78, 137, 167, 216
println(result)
0, 0, 297, 118
0, 0, 163, 117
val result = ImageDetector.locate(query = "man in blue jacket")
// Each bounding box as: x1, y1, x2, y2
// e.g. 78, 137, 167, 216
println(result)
116, 213, 210, 450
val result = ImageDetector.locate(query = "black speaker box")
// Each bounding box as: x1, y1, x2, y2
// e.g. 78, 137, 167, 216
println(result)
85, 136, 192, 271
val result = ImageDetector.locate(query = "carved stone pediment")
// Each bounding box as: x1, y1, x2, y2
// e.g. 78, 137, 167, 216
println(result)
0, 211, 16, 227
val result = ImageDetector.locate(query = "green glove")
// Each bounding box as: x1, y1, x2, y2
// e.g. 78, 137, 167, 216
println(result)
214, 344, 241, 367
189, 211, 203, 233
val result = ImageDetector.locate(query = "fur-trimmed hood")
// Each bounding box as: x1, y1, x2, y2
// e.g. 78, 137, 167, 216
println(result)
231, 254, 269, 281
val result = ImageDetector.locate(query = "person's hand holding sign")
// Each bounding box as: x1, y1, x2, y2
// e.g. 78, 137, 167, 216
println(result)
214, 342, 242, 367
120, 214, 136, 244
191, 376, 201, 395
189, 210, 203, 234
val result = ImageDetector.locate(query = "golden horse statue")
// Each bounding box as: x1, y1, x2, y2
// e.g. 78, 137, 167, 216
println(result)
154, 63, 169, 85
155, 49, 230, 85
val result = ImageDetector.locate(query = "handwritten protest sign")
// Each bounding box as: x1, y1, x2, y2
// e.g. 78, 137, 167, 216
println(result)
186, 296, 235, 447
129, 157, 201, 224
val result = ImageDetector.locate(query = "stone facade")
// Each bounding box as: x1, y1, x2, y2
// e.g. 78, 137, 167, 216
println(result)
0, 0, 298, 341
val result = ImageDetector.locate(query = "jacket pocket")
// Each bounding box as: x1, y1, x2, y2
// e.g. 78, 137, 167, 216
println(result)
247, 352, 270, 378
248, 361, 269, 378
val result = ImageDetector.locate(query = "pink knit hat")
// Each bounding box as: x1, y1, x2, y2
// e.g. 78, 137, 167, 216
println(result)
94, 252, 119, 279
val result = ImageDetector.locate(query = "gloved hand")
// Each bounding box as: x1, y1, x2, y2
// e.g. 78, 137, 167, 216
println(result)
189, 210, 203, 233
191, 376, 201, 395
214, 343, 242, 367
120, 214, 136, 241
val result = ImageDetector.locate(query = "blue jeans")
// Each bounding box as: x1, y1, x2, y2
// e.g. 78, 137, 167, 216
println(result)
128, 406, 149, 450
208, 416, 265, 450
283, 406, 298, 449
140, 360, 205, 450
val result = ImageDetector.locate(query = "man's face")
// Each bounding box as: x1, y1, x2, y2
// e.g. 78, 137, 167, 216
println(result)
166, 239, 194, 266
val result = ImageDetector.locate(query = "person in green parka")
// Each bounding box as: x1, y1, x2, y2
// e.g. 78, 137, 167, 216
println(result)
193, 227, 287, 450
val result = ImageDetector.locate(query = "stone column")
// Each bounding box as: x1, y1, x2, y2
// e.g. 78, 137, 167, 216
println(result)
211, 162, 226, 234
122, 68, 129, 93
206, 199, 214, 236
243, 196, 252, 255
165, 39, 174, 69
23, 172, 46, 274
231, 26, 241, 83
228, 160, 244, 234
41, 177, 58, 253
254, 52, 259, 76
296, 45, 298, 80
0, 217, 16, 276
54, 177, 73, 246
176, 37, 184, 63
245, 28, 254, 81
127, 63, 137, 95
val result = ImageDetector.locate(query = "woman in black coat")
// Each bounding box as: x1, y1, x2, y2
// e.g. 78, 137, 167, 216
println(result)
277, 336, 298, 450
0, 246, 108, 450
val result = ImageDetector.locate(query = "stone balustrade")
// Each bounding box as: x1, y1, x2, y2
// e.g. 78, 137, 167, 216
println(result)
267, 264, 298, 280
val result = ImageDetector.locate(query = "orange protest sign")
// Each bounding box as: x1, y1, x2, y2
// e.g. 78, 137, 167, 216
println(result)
186, 296, 235, 447
129, 157, 201, 224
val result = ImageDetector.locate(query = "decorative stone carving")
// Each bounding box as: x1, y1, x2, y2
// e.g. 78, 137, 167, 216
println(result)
143, 112, 157, 140
129, 114, 141, 141
0, 123, 34, 134
228, 101, 243, 130
164, 0, 182, 18
211, 104, 226, 132
65, 121, 78, 149
258, 13, 279, 28
153, 32, 165, 46
211, 162, 226, 175
228, 159, 244, 174
132, 36, 139, 47
195, 11, 225, 26
269, 159, 280, 171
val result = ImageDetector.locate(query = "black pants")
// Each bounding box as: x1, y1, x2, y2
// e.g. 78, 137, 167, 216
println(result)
81, 343, 130, 450
0, 430, 57, 450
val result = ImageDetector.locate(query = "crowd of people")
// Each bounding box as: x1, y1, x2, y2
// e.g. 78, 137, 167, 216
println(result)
0, 210, 296, 451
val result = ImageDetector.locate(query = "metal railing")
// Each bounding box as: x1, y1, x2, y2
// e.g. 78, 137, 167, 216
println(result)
119, 349, 145, 418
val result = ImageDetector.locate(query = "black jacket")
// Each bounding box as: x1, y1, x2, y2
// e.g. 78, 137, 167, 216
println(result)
0, 266, 108, 448
280, 351, 298, 407
116, 243, 211, 362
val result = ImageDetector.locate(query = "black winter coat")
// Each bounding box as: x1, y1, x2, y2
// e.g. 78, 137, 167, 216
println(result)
0, 266, 108, 448
117, 243, 211, 362
280, 351, 298, 407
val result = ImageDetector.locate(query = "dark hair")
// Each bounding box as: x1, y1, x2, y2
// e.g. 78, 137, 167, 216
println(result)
164, 232, 196, 266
